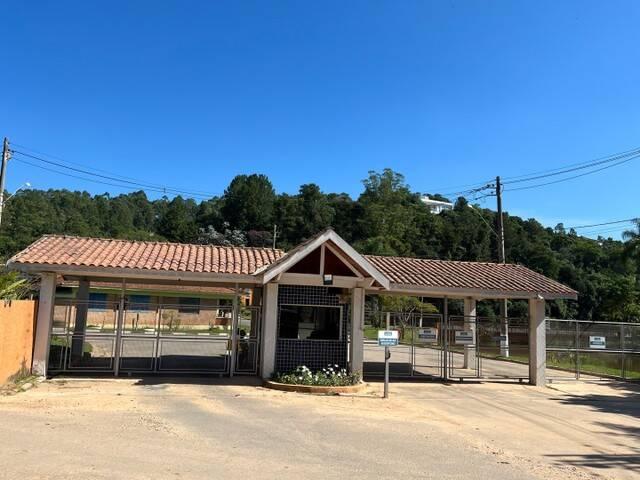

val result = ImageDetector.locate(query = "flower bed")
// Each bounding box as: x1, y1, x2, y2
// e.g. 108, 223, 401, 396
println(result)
265, 365, 363, 394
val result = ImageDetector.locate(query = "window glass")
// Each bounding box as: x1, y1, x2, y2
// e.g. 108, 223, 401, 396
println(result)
279, 305, 341, 340
178, 297, 201, 313
128, 295, 151, 311
88, 293, 108, 310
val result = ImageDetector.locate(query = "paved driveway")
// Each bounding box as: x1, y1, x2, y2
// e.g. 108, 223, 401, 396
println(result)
0, 378, 637, 480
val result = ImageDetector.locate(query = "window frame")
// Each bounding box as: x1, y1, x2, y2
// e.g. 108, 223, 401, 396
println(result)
277, 303, 343, 342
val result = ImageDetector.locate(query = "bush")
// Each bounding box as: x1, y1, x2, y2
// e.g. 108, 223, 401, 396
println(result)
272, 365, 361, 386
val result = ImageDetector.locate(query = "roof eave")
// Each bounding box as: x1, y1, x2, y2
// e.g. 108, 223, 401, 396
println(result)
7, 262, 261, 285
381, 282, 578, 301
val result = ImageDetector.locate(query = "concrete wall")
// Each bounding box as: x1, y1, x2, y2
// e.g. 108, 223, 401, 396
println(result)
0, 300, 37, 384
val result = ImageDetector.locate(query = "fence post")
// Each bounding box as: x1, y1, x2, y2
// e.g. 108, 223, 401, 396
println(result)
621, 323, 626, 380
443, 297, 448, 381
575, 321, 580, 380
113, 279, 126, 377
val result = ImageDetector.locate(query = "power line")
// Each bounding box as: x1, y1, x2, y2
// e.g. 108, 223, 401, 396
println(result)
423, 145, 640, 198
11, 147, 223, 199
501, 145, 640, 183
566, 218, 638, 230
12, 157, 214, 199
503, 148, 640, 186
580, 226, 631, 237
504, 154, 640, 192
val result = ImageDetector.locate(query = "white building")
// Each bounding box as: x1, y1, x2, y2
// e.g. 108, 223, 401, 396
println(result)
421, 196, 454, 214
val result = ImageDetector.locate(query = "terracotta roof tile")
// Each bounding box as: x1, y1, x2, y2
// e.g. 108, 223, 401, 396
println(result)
8, 234, 577, 298
8, 235, 284, 276
364, 254, 577, 297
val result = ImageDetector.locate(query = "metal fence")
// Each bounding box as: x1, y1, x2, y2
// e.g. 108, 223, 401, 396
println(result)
48, 299, 261, 376
546, 319, 640, 381
362, 311, 529, 381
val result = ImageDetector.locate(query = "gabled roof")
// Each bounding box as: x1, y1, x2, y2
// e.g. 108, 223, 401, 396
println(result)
7, 232, 578, 300
256, 228, 391, 289
365, 255, 578, 300
7, 235, 283, 276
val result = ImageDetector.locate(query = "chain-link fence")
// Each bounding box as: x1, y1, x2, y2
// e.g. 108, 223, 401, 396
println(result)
546, 319, 640, 381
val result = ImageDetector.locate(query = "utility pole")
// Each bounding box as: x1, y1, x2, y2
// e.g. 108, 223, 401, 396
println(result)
0, 138, 10, 228
272, 224, 278, 249
495, 176, 509, 357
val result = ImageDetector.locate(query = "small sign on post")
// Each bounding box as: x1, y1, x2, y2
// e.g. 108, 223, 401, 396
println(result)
589, 336, 606, 349
378, 330, 398, 399
378, 330, 399, 347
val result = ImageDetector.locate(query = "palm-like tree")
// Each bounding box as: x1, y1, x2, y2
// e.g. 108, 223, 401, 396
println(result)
623, 219, 640, 267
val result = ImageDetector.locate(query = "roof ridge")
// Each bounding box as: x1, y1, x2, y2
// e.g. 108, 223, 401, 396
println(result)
29, 234, 285, 253
363, 253, 515, 267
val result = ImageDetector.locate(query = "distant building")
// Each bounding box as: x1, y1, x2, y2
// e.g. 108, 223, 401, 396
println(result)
421, 196, 454, 214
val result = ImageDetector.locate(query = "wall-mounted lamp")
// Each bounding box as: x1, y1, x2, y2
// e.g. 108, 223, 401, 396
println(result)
323, 274, 333, 286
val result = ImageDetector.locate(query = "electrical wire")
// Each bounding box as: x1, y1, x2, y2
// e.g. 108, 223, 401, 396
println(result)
504, 154, 640, 192
10, 147, 223, 199
501, 145, 640, 183
12, 157, 214, 199
566, 218, 638, 230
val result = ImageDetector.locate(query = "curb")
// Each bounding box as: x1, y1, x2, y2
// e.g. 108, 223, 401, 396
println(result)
263, 380, 365, 394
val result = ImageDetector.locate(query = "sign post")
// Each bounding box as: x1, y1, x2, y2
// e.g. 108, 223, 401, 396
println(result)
378, 329, 399, 399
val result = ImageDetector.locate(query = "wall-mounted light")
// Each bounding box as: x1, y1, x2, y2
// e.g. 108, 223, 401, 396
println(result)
323, 274, 333, 286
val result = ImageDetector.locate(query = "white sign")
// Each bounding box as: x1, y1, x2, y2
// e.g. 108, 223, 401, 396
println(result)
417, 327, 438, 343
378, 330, 399, 347
589, 336, 606, 349
455, 330, 474, 345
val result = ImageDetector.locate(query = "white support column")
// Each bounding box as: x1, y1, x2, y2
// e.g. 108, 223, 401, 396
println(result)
529, 298, 546, 386
32, 272, 56, 377
463, 298, 477, 369
349, 287, 365, 376
260, 282, 279, 380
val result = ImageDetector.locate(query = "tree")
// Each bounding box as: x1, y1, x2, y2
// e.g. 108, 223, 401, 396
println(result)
355, 169, 417, 255
197, 223, 246, 246
221, 174, 276, 231
156, 196, 198, 242
297, 184, 334, 238
623, 219, 640, 272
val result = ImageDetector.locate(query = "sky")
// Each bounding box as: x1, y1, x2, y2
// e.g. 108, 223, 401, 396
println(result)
1, 1, 639, 238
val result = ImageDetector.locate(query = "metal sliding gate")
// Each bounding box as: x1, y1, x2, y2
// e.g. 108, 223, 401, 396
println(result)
363, 311, 530, 382
48, 299, 261, 376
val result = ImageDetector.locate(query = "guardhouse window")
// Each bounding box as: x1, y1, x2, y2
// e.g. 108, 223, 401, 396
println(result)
128, 295, 151, 311
279, 305, 341, 340
178, 297, 201, 314
88, 293, 108, 310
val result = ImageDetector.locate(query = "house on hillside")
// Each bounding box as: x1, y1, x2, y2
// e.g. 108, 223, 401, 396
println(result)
421, 195, 454, 214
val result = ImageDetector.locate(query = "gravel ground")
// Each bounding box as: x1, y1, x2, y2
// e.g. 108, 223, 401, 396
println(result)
0, 377, 637, 480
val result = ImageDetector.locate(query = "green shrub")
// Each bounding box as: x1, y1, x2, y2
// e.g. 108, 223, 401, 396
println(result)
273, 365, 360, 386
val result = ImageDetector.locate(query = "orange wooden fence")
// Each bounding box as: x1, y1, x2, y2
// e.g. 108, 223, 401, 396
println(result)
0, 300, 37, 385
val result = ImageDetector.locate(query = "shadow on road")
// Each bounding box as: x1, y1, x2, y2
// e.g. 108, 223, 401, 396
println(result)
547, 382, 640, 474
555, 381, 640, 419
